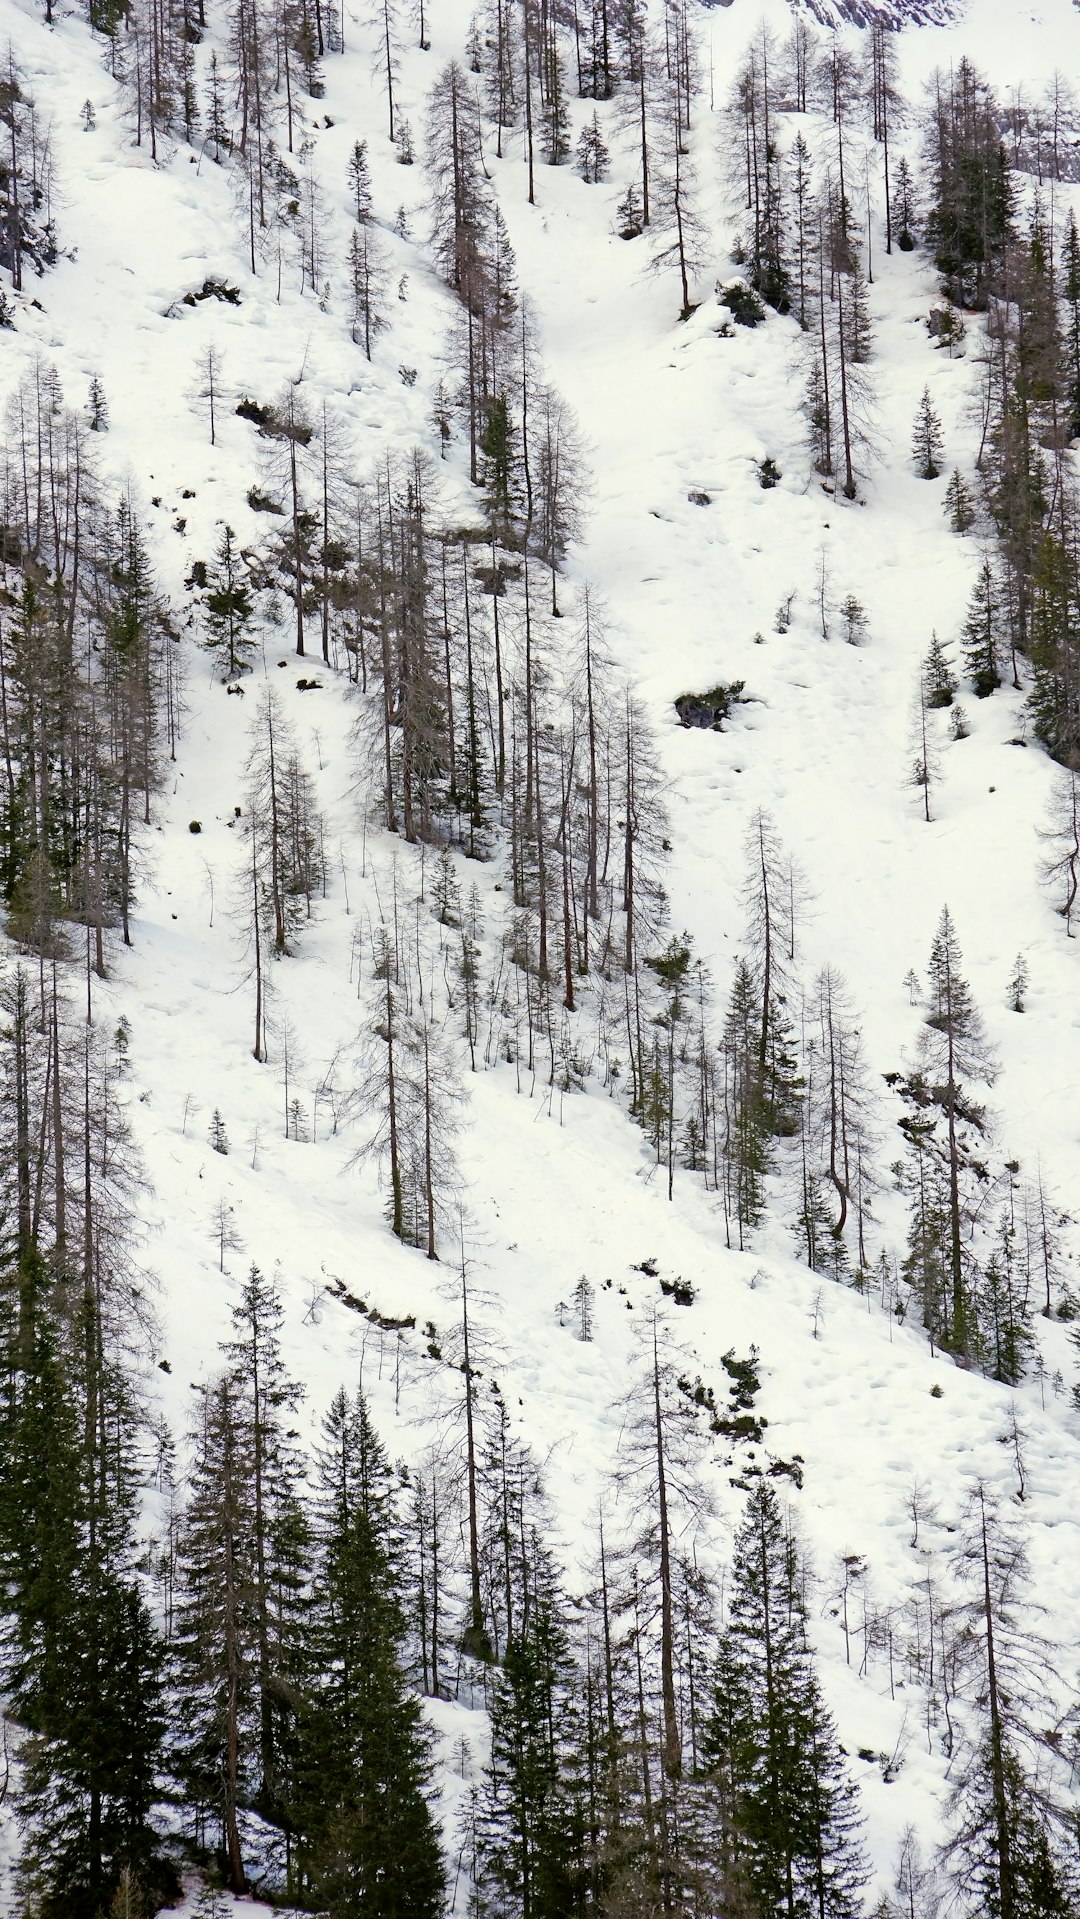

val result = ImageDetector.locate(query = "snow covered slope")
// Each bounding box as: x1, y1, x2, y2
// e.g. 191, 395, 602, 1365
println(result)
2, 0, 1080, 1905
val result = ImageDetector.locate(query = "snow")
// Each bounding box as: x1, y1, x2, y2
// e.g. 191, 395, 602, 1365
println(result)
2, 0, 1080, 1906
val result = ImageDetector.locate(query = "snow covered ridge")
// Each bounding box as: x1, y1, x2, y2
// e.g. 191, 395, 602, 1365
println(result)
794, 0, 961, 37
2, 0, 1080, 1911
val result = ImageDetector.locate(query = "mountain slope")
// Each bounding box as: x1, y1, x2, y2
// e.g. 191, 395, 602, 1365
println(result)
1, 0, 1080, 1908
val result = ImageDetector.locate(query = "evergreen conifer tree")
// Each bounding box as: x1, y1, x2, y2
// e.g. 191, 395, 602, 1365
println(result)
913, 386, 944, 478
925, 631, 957, 708
481, 391, 517, 545
480, 1528, 582, 1918
927, 59, 1011, 308
979, 1212, 1032, 1387
296, 1387, 444, 1917
88, 374, 109, 431
962, 559, 1002, 697
1061, 210, 1080, 438
945, 1730, 1077, 1919
175, 1373, 257, 1893
347, 138, 373, 222
890, 155, 917, 249
17, 1572, 170, 1919
204, 527, 256, 678
896, 911, 995, 1356
942, 1489, 1078, 1917
945, 469, 976, 533
576, 111, 609, 183
221, 1265, 309, 1829
721, 959, 769, 1248
703, 1480, 867, 1919
838, 595, 868, 647
1, 1285, 172, 1917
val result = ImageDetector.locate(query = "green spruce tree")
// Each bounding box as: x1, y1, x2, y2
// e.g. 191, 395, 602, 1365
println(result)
703, 1479, 867, 1919
913, 386, 945, 478
925, 631, 957, 708
203, 526, 256, 678
296, 1387, 444, 1917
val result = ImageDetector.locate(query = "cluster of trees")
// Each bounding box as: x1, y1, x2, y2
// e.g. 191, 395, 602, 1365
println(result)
898, 57, 1080, 777
5, 3, 1080, 1911
0, 50, 58, 317
214, 671, 1059, 1382
0, 366, 208, 1916
595, 806, 1061, 1381
158, 16, 1069, 1402
163, 1294, 878, 1918
0, 1041, 444, 1919
219, 379, 1061, 1376
166, 1263, 445, 1910
239, 686, 325, 1061
468, 1405, 871, 1919
890, 908, 1066, 1377
1, 926, 1076, 1916
0, 959, 178, 1917
0, 361, 176, 966
726, 23, 891, 497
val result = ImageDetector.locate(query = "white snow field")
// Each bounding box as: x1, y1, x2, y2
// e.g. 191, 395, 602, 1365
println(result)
2, 0, 1080, 1906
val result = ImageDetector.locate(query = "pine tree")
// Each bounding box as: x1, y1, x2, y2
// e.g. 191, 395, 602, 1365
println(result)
944, 468, 976, 533
296, 1388, 444, 1916
1061, 210, 1080, 438
962, 558, 1002, 698
913, 385, 944, 478
945, 1731, 1077, 1919
16, 1571, 170, 1919
890, 154, 917, 249
479, 1511, 581, 1917
88, 374, 109, 431
979, 1207, 1032, 1386
927, 58, 1011, 309
641, 935, 694, 1201
481, 391, 517, 544
348, 223, 390, 360
176, 1374, 257, 1893
347, 138, 373, 221
203, 526, 256, 678
721, 959, 769, 1248
942, 1489, 1078, 1918
899, 1120, 952, 1342
205, 52, 230, 159
842, 263, 873, 368
616, 180, 644, 239
221, 1266, 308, 1828
838, 595, 868, 646
242, 688, 325, 967
925, 631, 956, 708
900, 909, 996, 1356
703, 1480, 867, 1919
1, 1289, 173, 1917
576, 110, 609, 183
572, 1273, 594, 1341
541, 39, 571, 165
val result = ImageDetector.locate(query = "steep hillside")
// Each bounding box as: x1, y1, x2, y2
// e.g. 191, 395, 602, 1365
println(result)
2, 0, 1080, 1910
